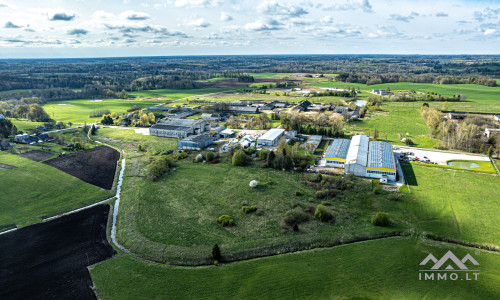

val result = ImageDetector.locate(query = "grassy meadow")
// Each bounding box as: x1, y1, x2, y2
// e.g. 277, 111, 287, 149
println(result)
400, 162, 500, 246
0, 153, 111, 228
90, 237, 500, 299
43, 99, 160, 123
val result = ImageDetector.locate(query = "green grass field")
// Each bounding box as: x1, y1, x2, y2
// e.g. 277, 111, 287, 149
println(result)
42, 99, 160, 123
130, 88, 232, 99
400, 162, 500, 246
8, 118, 45, 133
0, 153, 111, 228
90, 237, 500, 299
248, 72, 294, 78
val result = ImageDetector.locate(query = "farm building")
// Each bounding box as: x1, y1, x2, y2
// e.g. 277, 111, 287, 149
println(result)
325, 139, 350, 168
257, 128, 285, 146
14, 133, 38, 144
306, 135, 323, 152
177, 134, 213, 150
202, 113, 225, 121
294, 100, 312, 111
365, 141, 397, 181
344, 135, 369, 177
150, 119, 209, 138
219, 106, 259, 114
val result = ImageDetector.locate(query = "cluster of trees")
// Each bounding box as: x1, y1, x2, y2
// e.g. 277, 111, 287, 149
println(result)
100, 109, 156, 127
237, 74, 254, 82
260, 139, 310, 171
310, 88, 356, 98
336, 73, 497, 87
0, 119, 17, 138
421, 104, 499, 155
0, 98, 51, 121
280, 112, 345, 137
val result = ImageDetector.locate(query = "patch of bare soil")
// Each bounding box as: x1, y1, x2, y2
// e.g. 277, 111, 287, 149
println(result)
43, 146, 120, 190
16, 150, 54, 161
0, 204, 115, 300
0, 163, 17, 169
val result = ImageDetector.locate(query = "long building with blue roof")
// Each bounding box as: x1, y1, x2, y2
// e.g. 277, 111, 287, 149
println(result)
366, 141, 397, 180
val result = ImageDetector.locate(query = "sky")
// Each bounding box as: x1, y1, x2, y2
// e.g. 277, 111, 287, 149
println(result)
0, 0, 498, 58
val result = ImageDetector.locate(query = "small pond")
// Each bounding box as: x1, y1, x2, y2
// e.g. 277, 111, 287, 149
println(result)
353, 100, 367, 107
447, 161, 480, 169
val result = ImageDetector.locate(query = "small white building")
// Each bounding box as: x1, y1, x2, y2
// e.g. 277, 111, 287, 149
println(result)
485, 128, 500, 138
494, 115, 500, 122
257, 128, 285, 146
344, 135, 369, 177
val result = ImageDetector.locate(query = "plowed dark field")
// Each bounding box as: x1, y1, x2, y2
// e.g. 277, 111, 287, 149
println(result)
43, 146, 119, 190
0, 204, 115, 300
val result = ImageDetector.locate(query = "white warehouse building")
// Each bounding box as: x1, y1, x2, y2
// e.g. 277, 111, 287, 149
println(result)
257, 128, 285, 146
344, 135, 369, 177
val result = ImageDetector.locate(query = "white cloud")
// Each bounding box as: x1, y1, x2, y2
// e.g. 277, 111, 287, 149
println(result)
244, 18, 283, 31
187, 18, 211, 27
389, 12, 419, 22
220, 12, 232, 22
47, 10, 76, 21
257, 0, 308, 18
171, 0, 222, 8
324, 0, 372, 13
119, 10, 151, 21
484, 28, 497, 36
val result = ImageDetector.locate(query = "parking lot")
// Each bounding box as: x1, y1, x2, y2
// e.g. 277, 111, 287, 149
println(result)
393, 146, 490, 165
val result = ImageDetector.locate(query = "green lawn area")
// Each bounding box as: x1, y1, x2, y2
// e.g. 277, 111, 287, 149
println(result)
8, 118, 45, 133
0, 153, 112, 228
400, 162, 500, 246
43, 99, 160, 124
130, 88, 232, 99
90, 237, 500, 299
95, 128, 178, 155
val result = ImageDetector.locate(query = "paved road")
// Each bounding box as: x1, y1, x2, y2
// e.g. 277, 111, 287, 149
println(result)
394, 146, 489, 165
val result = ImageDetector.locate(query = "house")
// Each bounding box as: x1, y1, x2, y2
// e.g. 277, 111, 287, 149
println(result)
219, 128, 235, 138
365, 141, 397, 181
202, 113, 225, 122
309, 105, 327, 112
14, 133, 38, 144
150, 119, 209, 138
294, 100, 312, 111
0, 114, 5, 120
257, 128, 285, 146
270, 101, 287, 109
177, 134, 213, 150
37, 133, 50, 142
325, 139, 351, 168
485, 128, 500, 138
344, 135, 369, 177
372, 90, 389, 96
287, 130, 297, 139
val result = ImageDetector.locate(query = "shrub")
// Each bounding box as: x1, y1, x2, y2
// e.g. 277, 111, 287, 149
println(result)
232, 150, 247, 166
314, 204, 334, 222
259, 149, 269, 160
195, 153, 204, 162
216, 215, 234, 227
137, 144, 145, 152
372, 185, 381, 194
212, 244, 222, 261
241, 205, 257, 214
206, 151, 215, 162
283, 208, 309, 225
321, 201, 331, 206
314, 190, 327, 199
295, 190, 303, 196
371, 212, 390, 227
146, 156, 174, 181
292, 223, 299, 232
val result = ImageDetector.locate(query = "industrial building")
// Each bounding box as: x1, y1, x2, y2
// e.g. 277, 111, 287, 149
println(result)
325, 135, 397, 182
257, 128, 285, 146
325, 139, 350, 168
149, 119, 209, 138
365, 141, 397, 181
344, 135, 370, 177
306, 135, 323, 152
177, 134, 213, 150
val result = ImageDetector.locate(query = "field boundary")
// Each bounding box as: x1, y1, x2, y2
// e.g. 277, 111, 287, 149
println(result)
424, 233, 500, 253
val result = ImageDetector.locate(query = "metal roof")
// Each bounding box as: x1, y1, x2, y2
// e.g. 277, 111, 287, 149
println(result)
367, 141, 396, 171
345, 135, 369, 167
258, 128, 285, 142
326, 139, 350, 159
181, 134, 212, 143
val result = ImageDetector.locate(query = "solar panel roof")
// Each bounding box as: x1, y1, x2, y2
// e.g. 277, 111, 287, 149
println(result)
367, 141, 396, 170
326, 139, 351, 159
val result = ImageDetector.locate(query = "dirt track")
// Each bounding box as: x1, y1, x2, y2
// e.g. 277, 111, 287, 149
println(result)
43, 146, 120, 190
16, 150, 54, 161
0, 204, 115, 300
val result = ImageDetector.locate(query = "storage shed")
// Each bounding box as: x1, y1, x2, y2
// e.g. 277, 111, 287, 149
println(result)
257, 128, 285, 146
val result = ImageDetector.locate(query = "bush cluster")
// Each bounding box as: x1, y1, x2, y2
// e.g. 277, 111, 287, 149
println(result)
371, 212, 390, 227
206, 151, 215, 162
232, 150, 247, 166
283, 208, 309, 225
241, 205, 257, 214
216, 215, 234, 227
295, 190, 303, 196
314, 204, 334, 222
146, 155, 174, 181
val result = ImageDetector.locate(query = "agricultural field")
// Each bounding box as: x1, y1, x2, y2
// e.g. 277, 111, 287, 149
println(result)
130, 88, 232, 99
0, 153, 111, 228
90, 237, 500, 299
8, 118, 45, 133
400, 162, 500, 246
42, 99, 161, 124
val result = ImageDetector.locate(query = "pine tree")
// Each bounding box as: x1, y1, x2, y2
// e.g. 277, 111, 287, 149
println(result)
212, 244, 222, 261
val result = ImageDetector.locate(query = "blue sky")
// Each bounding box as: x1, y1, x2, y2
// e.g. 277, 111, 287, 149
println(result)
0, 0, 498, 57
